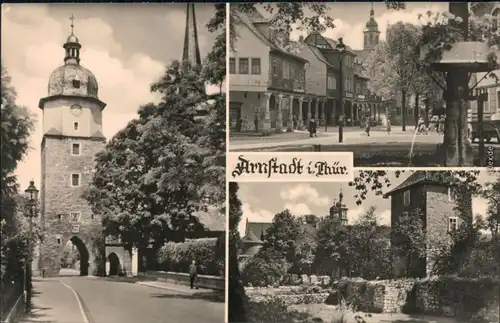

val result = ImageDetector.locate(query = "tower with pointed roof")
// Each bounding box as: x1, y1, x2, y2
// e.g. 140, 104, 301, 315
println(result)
37, 15, 106, 277
182, 3, 202, 68
363, 3, 380, 51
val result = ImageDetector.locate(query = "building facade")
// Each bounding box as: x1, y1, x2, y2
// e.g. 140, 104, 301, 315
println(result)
384, 172, 472, 278
229, 10, 309, 134
295, 41, 340, 128
469, 2, 500, 122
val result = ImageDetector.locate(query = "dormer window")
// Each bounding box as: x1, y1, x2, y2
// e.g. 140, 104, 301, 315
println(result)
403, 190, 411, 206
72, 80, 81, 88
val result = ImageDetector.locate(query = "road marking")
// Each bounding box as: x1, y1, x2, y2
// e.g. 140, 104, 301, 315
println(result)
60, 281, 90, 323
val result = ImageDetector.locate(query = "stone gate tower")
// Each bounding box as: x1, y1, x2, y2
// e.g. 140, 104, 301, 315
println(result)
36, 17, 106, 277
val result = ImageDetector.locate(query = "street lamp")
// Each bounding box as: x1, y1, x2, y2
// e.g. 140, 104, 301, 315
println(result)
336, 37, 346, 143
24, 180, 38, 313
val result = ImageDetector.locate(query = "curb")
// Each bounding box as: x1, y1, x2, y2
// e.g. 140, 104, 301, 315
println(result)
137, 282, 197, 294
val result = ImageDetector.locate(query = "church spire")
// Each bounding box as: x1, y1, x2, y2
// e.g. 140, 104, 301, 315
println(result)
182, 3, 202, 67
63, 14, 81, 65
370, 2, 374, 18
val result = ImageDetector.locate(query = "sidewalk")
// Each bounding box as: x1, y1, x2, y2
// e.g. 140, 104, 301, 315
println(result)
19, 278, 87, 323
137, 280, 216, 295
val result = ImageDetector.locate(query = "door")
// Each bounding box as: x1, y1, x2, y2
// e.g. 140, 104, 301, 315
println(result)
229, 102, 242, 131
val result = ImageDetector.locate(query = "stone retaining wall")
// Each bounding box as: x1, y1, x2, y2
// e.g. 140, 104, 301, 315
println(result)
143, 271, 224, 291
249, 276, 499, 322
337, 277, 499, 322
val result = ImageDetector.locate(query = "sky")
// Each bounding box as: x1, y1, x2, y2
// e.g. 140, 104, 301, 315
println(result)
1, 3, 221, 191
236, 170, 498, 236
255, 2, 448, 51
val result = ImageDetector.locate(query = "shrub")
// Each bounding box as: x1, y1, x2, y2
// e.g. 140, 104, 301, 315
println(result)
241, 249, 290, 287
157, 238, 222, 276
246, 297, 309, 323
413, 276, 499, 322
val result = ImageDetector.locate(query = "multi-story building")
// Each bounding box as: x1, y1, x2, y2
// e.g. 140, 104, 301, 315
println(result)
384, 171, 472, 277
295, 39, 341, 128
304, 33, 357, 126
468, 3, 500, 122
229, 9, 309, 134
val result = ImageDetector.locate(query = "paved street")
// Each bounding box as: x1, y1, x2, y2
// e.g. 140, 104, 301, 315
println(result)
20, 277, 224, 323
230, 129, 444, 151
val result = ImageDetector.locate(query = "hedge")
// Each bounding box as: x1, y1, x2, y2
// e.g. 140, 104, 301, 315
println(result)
157, 238, 224, 276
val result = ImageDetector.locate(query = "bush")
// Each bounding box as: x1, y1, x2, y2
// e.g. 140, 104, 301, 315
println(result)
241, 249, 290, 287
246, 297, 309, 323
413, 276, 499, 322
157, 238, 223, 276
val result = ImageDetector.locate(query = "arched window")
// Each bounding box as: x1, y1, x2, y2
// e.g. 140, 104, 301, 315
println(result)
493, 8, 500, 32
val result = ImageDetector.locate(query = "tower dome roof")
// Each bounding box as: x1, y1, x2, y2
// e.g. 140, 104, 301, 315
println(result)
47, 64, 99, 98
46, 14, 99, 99
66, 34, 79, 43
366, 18, 378, 29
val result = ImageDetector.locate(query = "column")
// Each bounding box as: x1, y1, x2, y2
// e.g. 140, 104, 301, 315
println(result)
287, 95, 294, 132
322, 98, 327, 126
276, 94, 283, 132
306, 99, 312, 126
298, 97, 304, 129
131, 247, 138, 277
260, 92, 271, 132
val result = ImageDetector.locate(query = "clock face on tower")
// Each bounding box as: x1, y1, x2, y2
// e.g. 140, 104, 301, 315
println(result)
70, 104, 83, 117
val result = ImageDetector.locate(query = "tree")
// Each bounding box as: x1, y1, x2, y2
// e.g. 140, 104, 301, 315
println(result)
350, 207, 392, 279
1, 65, 36, 312
366, 22, 422, 131
314, 215, 351, 277
392, 209, 427, 277
349, 170, 481, 206
229, 2, 406, 50
241, 248, 290, 287
228, 182, 247, 323
262, 209, 301, 264
482, 174, 500, 236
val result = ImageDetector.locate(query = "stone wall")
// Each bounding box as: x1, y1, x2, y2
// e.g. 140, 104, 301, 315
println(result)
245, 286, 329, 306
338, 277, 499, 322
143, 271, 224, 291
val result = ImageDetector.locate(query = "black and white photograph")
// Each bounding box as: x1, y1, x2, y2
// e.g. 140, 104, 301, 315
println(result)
228, 170, 500, 323
228, 2, 500, 167
1, 3, 225, 323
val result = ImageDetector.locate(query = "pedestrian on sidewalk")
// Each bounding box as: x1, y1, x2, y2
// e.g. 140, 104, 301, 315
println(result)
386, 118, 391, 135
189, 260, 198, 289
308, 119, 317, 137
364, 116, 371, 137
417, 117, 428, 135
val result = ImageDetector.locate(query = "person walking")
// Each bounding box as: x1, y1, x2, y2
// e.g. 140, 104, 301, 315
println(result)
417, 117, 428, 135
189, 260, 198, 289
364, 116, 371, 137
386, 118, 391, 135
308, 119, 317, 137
